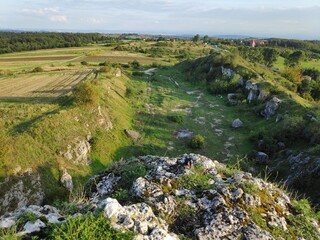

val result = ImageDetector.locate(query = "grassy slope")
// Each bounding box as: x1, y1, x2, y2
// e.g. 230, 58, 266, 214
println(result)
274, 56, 320, 71
1, 40, 319, 209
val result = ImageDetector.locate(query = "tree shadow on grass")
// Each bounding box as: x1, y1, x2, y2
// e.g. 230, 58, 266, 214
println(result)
9, 108, 61, 135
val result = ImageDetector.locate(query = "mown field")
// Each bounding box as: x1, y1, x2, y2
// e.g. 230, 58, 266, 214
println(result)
0, 70, 94, 99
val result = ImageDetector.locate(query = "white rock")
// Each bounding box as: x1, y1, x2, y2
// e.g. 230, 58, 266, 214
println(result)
131, 177, 147, 197
175, 189, 188, 196
201, 160, 216, 171
0, 217, 15, 228
103, 198, 125, 219
46, 213, 66, 224
23, 219, 46, 234
60, 169, 73, 192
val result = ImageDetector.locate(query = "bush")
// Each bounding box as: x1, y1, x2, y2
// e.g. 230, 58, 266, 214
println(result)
130, 60, 141, 69
167, 115, 184, 124
189, 134, 205, 149
132, 71, 144, 76
125, 87, 133, 98
81, 61, 88, 66
99, 66, 112, 73
74, 82, 100, 106
32, 66, 44, 73
50, 213, 134, 240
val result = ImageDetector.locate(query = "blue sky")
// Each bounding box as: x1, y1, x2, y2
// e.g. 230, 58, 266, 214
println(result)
0, 0, 319, 39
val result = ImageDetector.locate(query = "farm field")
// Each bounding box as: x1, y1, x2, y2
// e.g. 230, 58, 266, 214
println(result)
0, 70, 94, 99
0, 44, 166, 99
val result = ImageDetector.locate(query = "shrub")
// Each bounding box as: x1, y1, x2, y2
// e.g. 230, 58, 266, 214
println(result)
125, 87, 133, 98
99, 66, 112, 73
16, 212, 38, 231
50, 213, 134, 240
32, 66, 44, 73
130, 60, 141, 69
189, 134, 205, 149
132, 71, 144, 76
0, 69, 14, 75
119, 159, 147, 188
81, 61, 88, 66
167, 115, 184, 124
73, 81, 100, 106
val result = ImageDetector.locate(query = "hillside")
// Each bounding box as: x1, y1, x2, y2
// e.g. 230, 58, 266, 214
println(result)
180, 51, 320, 207
0, 37, 320, 239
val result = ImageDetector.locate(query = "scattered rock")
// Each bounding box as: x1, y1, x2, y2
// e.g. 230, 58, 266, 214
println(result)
277, 142, 286, 150
124, 129, 140, 143
0, 204, 66, 236
261, 97, 281, 119
174, 129, 193, 139
60, 169, 73, 192
115, 68, 122, 77
227, 93, 242, 105
255, 152, 269, 164
232, 118, 243, 128
23, 219, 46, 234
276, 114, 283, 123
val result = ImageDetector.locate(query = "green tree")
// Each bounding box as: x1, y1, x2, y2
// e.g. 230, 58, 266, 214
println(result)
262, 48, 279, 67
203, 35, 210, 43
193, 34, 201, 43
285, 51, 304, 67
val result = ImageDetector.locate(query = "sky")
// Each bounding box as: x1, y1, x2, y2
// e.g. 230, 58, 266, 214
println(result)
0, 0, 319, 39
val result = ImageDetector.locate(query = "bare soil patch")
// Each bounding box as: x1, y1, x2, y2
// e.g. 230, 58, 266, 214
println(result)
0, 56, 76, 62
81, 56, 157, 63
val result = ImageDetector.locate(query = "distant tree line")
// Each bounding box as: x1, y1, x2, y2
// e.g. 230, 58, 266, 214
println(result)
267, 38, 320, 54
0, 32, 111, 54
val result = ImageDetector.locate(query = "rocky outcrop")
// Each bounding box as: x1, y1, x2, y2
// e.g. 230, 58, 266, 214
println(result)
86, 154, 318, 239
273, 152, 320, 207
1, 154, 319, 239
221, 66, 235, 78
61, 137, 92, 165
244, 81, 268, 104
101, 198, 179, 239
0, 171, 45, 215
96, 105, 113, 130
261, 97, 281, 119
0, 205, 66, 235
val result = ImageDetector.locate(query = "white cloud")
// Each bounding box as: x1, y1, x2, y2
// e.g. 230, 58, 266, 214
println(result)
19, 7, 59, 16
49, 15, 67, 22
84, 17, 103, 24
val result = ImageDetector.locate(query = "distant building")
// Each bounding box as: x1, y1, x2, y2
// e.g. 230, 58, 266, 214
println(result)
247, 39, 265, 47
